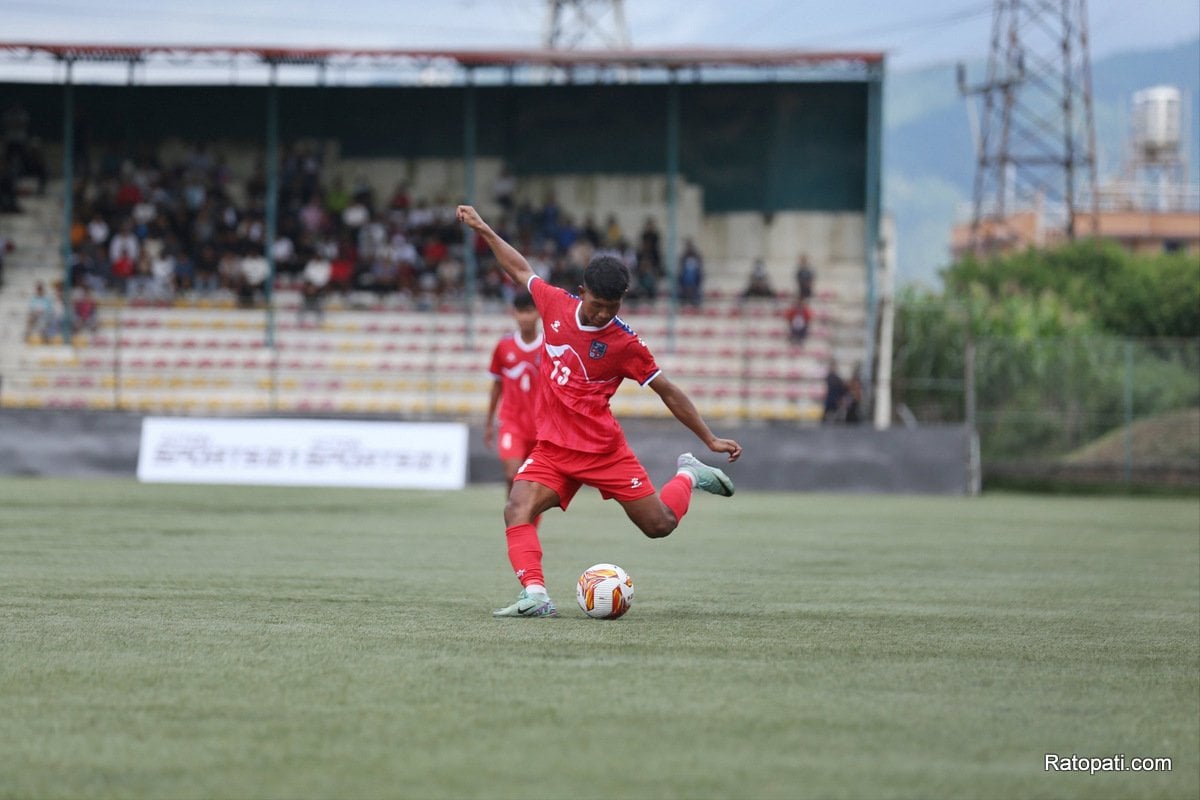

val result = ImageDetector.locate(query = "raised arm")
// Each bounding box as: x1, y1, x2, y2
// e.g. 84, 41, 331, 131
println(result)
648, 374, 742, 462
457, 205, 534, 287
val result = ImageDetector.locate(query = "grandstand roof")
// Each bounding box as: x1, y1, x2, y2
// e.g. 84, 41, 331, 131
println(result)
0, 42, 883, 84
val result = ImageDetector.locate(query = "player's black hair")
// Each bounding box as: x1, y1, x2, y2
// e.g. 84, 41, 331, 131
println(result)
583, 255, 630, 301
512, 290, 535, 310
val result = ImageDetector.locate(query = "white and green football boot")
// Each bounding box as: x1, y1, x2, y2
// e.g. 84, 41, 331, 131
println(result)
676, 452, 735, 497
492, 588, 558, 618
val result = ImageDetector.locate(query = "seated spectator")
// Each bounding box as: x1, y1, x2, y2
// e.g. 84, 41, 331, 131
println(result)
678, 239, 704, 307
528, 243, 554, 283
795, 254, 815, 301
581, 214, 602, 248
302, 257, 332, 290
111, 251, 136, 294
742, 258, 774, 299
109, 220, 140, 267
388, 182, 411, 214
25, 281, 54, 341
604, 214, 623, 248
299, 196, 328, 235
639, 216, 662, 275
785, 299, 812, 344
844, 370, 863, 424
86, 213, 110, 247
297, 279, 325, 327
342, 199, 369, 231
127, 251, 156, 300
50, 282, 70, 339
150, 248, 177, 301
325, 177, 350, 218
174, 250, 196, 294
270, 233, 297, 277
328, 249, 355, 295
436, 257, 463, 297
822, 361, 847, 423
73, 286, 98, 333
239, 255, 269, 307
194, 243, 220, 294
72, 243, 109, 292
629, 252, 659, 304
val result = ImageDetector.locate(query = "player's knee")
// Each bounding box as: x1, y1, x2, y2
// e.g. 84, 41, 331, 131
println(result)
503, 495, 535, 527
639, 514, 677, 539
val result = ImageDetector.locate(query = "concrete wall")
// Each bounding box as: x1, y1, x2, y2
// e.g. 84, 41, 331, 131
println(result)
1, 410, 973, 495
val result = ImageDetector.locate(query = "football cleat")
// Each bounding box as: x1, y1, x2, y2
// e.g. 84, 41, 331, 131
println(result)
676, 452, 735, 497
492, 588, 558, 618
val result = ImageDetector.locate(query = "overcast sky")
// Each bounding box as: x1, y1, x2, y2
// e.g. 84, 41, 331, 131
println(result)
1, 0, 1197, 74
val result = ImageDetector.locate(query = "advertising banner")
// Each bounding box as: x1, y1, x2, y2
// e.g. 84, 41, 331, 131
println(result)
137, 417, 468, 489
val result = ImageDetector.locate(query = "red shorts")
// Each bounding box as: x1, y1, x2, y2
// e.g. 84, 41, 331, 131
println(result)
496, 423, 536, 461
515, 440, 657, 510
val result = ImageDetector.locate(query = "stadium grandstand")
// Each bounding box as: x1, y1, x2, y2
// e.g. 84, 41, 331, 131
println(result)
0, 43, 884, 424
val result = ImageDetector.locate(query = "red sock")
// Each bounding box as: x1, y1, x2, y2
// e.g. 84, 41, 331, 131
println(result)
659, 473, 693, 525
505, 522, 544, 588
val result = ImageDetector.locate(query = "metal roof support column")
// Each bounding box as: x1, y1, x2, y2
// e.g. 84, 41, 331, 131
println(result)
264, 61, 280, 409
463, 68, 478, 348
665, 70, 680, 353
861, 62, 884, 418
60, 57, 74, 336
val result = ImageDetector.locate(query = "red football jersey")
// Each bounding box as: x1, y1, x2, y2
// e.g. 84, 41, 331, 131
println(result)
488, 330, 543, 442
527, 275, 660, 453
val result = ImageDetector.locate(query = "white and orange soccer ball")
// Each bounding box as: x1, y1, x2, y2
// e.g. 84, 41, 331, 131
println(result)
576, 563, 634, 619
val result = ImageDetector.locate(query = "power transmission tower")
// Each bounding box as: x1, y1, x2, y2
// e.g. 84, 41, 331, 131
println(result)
959, 0, 1098, 254
543, 0, 631, 50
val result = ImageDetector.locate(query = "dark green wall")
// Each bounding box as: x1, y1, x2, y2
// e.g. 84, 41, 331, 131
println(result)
2, 81, 867, 212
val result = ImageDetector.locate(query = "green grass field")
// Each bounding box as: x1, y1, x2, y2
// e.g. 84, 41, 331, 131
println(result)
1, 478, 1197, 800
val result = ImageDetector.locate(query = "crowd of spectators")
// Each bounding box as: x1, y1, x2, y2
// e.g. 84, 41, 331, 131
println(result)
56, 138, 682, 313
65, 139, 466, 309
33, 136, 837, 359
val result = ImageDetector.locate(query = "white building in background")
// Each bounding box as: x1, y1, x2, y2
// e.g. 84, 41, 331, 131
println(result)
954, 84, 1200, 259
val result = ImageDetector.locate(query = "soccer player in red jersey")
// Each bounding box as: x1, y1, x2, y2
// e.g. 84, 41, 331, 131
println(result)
484, 290, 542, 493
457, 205, 743, 618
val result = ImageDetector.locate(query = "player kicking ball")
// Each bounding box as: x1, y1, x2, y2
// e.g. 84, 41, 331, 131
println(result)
457, 205, 742, 618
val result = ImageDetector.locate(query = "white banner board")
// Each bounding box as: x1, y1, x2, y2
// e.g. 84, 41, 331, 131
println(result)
137, 417, 468, 489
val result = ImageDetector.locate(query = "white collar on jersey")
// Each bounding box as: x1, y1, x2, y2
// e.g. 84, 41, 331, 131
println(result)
574, 303, 614, 332
514, 330, 544, 352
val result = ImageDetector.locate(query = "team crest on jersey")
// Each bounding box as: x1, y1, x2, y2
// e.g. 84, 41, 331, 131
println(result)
589, 340, 608, 359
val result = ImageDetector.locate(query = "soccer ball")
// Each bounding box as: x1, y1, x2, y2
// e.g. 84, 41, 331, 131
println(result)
576, 563, 634, 619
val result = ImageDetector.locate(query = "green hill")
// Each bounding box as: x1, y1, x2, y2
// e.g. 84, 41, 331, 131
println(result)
1063, 407, 1200, 468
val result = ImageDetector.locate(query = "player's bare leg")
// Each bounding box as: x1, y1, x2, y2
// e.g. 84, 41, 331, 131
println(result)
504, 478, 560, 526
500, 458, 525, 494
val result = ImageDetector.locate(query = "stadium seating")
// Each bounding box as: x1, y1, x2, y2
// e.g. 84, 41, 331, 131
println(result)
2, 290, 833, 422
1, 174, 863, 424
